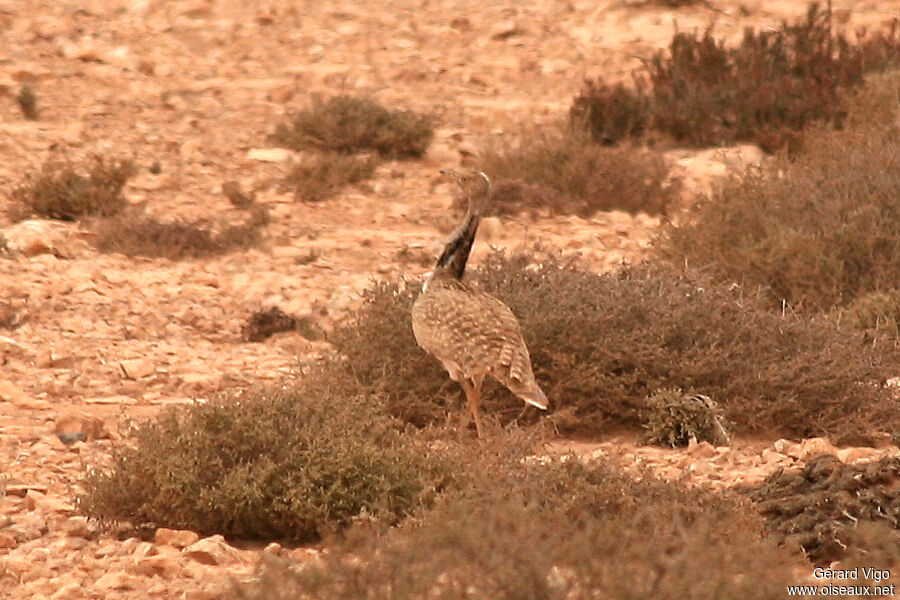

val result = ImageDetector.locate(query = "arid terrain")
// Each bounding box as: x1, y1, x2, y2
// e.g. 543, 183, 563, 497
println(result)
3, 0, 900, 598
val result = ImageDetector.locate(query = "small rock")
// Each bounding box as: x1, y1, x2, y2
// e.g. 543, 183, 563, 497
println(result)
183, 534, 243, 566
263, 542, 282, 556
155, 528, 199, 549
93, 571, 135, 591
773, 438, 802, 458
49, 582, 83, 600
0, 532, 17, 549
25, 489, 74, 514
83, 395, 138, 405
1, 220, 90, 258
0, 380, 35, 405
799, 437, 837, 460
686, 439, 717, 459
54, 414, 109, 443
490, 20, 521, 40
132, 554, 181, 578
5, 482, 49, 497
119, 358, 155, 379
58, 516, 95, 538
246, 148, 297, 162
836, 447, 884, 464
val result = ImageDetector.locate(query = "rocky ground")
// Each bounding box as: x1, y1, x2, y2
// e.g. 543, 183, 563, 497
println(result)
2, 0, 900, 598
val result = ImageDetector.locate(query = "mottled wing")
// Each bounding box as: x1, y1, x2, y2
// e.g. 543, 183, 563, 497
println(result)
412, 282, 546, 408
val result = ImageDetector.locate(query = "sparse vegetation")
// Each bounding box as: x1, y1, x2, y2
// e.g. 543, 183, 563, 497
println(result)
222, 180, 255, 208
272, 95, 434, 159
11, 156, 136, 222
479, 126, 678, 217
659, 75, 900, 313
642, 388, 731, 447
238, 448, 799, 600
572, 5, 900, 151
746, 454, 900, 565
332, 247, 900, 442
241, 307, 319, 342
282, 152, 377, 202
92, 211, 264, 260
79, 375, 445, 542
16, 84, 39, 120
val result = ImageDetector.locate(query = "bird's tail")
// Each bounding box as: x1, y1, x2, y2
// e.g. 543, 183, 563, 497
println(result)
518, 388, 548, 410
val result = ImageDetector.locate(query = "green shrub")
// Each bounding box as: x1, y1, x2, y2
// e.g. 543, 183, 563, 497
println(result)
332, 246, 900, 442
659, 75, 900, 312
271, 96, 434, 158
79, 373, 445, 541
572, 5, 900, 151
238, 449, 799, 600
479, 126, 678, 216
282, 152, 377, 202
642, 388, 731, 447
12, 156, 135, 221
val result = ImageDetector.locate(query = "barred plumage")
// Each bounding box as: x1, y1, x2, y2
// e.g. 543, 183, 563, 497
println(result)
411, 169, 547, 437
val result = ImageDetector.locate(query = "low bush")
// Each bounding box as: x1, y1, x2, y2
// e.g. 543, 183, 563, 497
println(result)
479, 126, 677, 217
572, 5, 900, 151
659, 75, 900, 313
271, 95, 434, 159
282, 152, 377, 202
11, 156, 135, 221
332, 247, 900, 442
238, 448, 799, 600
92, 212, 264, 260
222, 180, 255, 208
746, 454, 900, 565
78, 373, 446, 542
642, 388, 731, 447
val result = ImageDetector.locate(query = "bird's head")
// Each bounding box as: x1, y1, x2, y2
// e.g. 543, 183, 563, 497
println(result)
441, 168, 491, 214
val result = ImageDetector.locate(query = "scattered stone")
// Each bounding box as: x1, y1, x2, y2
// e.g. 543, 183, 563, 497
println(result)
5, 482, 49, 497
0, 380, 35, 405
132, 553, 182, 578
54, 414, 109, 443
183, 535, 243, 566
93, 571, 136, 591
119, 358, 155, 379
25, 489, 74, 514
0, 532, 18, 549
58, 516, 95, 538
246, 148, 297, 162
490, 20, 521, 40
1, 220, 91, 258
799, 437, 837, 460
155, 528, 200, 549
83, 395, 138, 405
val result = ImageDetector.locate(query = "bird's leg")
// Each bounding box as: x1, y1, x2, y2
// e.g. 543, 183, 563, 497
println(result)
459, 377, 484, 438
470, 374, 485, 438
456, 383, 472, 430
459, 377, 481, 437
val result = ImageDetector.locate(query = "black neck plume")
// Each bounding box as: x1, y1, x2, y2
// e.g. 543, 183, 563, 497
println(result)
435, 208, 480, 280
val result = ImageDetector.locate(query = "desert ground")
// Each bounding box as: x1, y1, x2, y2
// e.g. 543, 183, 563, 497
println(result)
2, 0, 900, 598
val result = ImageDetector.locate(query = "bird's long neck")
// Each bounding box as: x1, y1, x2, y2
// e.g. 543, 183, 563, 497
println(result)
435, 205, 480, 280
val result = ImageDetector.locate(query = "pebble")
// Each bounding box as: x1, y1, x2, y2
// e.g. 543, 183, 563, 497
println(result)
155, 528, 200, 549
183, 535, 244, 566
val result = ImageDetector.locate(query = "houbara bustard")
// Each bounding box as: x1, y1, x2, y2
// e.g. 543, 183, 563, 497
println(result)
411, 169, 547, 437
